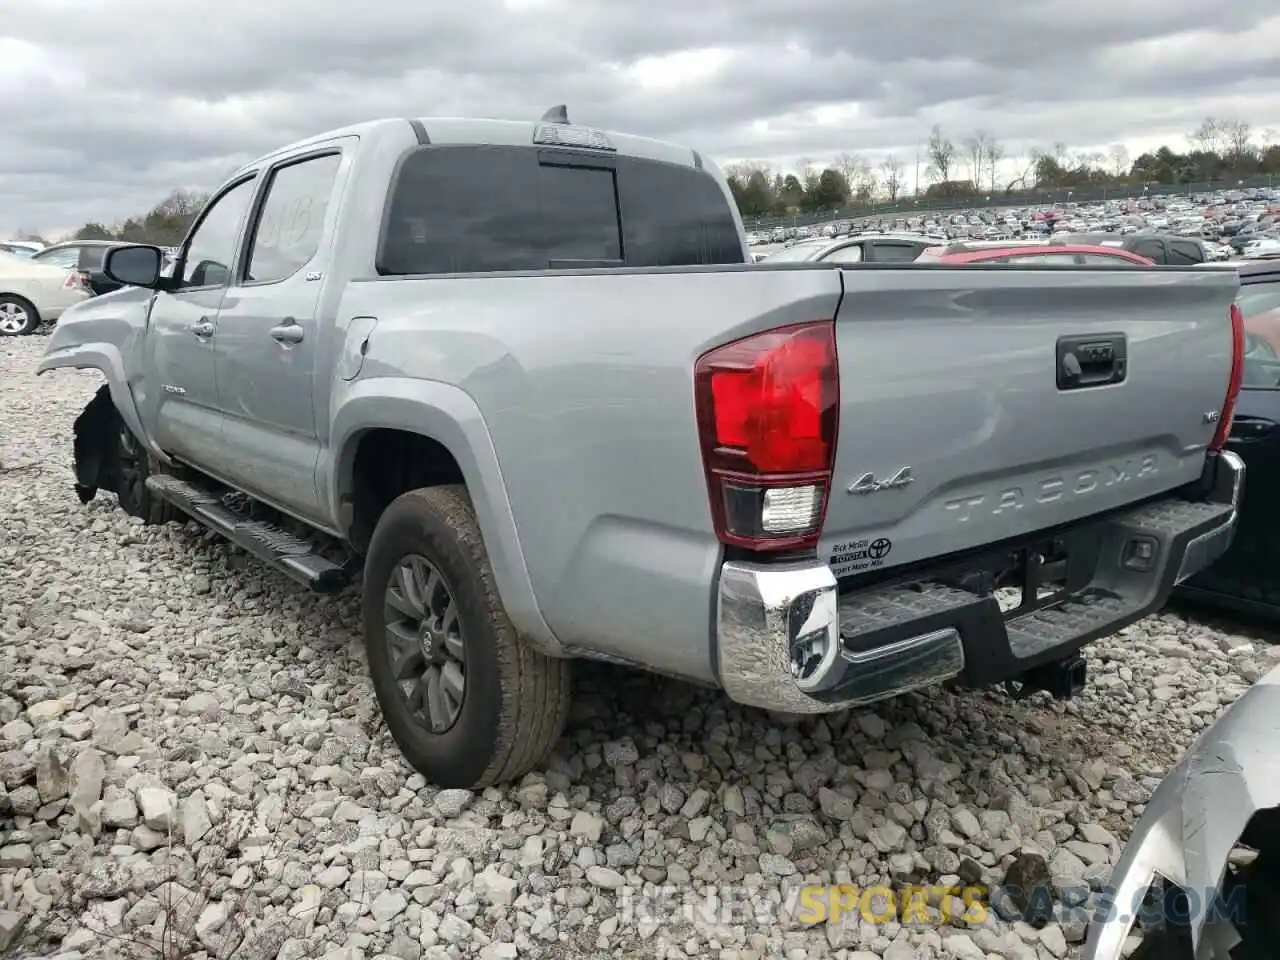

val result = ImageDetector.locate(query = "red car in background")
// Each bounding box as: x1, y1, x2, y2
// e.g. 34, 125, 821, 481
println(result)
916, 241, 1155, 266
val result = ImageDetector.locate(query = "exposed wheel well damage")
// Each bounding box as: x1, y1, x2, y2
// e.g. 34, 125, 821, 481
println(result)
349, 428, 465, 552
72, 385, 122, 503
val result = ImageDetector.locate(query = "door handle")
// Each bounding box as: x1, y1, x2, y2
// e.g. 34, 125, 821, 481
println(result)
270, 319, 305, 344
192, 318, 214, 338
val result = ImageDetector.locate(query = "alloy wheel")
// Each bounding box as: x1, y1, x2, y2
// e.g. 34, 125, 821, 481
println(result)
0, 302, 30, 334
383, 554, 467, 733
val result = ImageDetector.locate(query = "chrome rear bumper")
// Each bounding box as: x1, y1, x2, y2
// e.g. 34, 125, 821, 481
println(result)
715, 452, 1243, 714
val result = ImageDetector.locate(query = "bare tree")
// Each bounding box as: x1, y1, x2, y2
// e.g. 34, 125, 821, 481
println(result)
795, 156, 819, 191
1222, 120, 1254, 163
1005, 152, 1039, 192
880, 155, 904, 200
963, 134, 984, 187
926, 124, 956, 183
983, 137, 1004, 192
1078, 150, 1105, 171
1191, 118, 1225, 156
1107, 143, 1130, 178
961, 130, 996, 189
833, 153, 860, 187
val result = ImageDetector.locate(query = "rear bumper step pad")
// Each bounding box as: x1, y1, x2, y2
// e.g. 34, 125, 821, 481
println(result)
715, 451, 1243, 714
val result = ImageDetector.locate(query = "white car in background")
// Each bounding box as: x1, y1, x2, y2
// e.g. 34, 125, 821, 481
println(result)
0, 250, 92, 336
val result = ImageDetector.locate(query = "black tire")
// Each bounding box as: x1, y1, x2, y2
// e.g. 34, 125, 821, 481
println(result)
112, 422, 179, 525
362, 485, 572, 788
0, 294, 41, 336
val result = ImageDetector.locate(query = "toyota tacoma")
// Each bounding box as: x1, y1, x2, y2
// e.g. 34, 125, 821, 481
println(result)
39, 109, 1245, 787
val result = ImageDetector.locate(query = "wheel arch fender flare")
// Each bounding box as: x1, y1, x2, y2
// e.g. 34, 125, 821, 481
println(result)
37, 343, 160, 459
328, 376, 564, 656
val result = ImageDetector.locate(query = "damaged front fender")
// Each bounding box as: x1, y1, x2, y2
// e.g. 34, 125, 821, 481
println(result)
1085, 663, 1280, 959
36, 286, 168, 467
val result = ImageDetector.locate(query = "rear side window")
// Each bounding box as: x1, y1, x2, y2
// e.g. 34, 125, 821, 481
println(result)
1131, 240, 1165, 263
869, 243, 921, 263
37, 247, 79, 269
377, 145, 744, 275
79, 247, 109, 271
821, 244, 863, 264
1169, 241, 1204, 265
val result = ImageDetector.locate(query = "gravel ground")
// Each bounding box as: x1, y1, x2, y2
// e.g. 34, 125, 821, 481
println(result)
2, 332, 1277, 960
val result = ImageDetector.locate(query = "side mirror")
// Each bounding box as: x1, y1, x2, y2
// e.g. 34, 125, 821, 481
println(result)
103, 244, 164, 289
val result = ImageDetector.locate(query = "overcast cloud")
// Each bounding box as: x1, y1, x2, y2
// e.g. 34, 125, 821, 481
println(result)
2, 0, 1278, 236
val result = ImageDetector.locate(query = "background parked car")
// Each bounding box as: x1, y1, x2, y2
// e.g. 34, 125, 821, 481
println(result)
0, 242, 40, 258
1179, 259, 1280, 619
760, 232, 945, 263
1058, 232, 1207, 265
30, 240, 132, 296
0, 250, 92, 335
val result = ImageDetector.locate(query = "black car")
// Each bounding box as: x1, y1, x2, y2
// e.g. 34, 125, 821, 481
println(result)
1179, 260, 1280, 616
30, 241, 130, 296
1059, 232, 1206, 265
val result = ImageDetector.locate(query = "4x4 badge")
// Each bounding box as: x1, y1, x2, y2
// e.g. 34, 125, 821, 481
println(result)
847, 466, 914, 495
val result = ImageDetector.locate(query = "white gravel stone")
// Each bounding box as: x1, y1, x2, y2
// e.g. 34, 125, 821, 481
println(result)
0, 334, 1272, 958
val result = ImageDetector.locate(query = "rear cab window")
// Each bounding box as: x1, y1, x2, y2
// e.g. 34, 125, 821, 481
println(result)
377, 145, 745, 275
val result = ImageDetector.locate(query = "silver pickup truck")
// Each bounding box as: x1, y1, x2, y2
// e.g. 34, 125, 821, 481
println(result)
38, 109, 1246, 788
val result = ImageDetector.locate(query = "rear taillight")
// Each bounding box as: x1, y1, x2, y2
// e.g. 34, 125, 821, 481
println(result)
1210, 304, 1245, 451
62, 271, 89, 290
694, 322, 839, 552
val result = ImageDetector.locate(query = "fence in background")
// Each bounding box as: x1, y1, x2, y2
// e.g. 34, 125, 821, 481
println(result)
741, 174, 1279, 232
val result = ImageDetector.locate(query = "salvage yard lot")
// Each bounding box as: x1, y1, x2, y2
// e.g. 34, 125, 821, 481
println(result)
0, 334, 1275, 959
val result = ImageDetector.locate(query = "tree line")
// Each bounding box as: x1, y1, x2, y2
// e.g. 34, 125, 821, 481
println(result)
9, 188, 210, 248
727, 117, 1280, 218
8, 117, 1277, 245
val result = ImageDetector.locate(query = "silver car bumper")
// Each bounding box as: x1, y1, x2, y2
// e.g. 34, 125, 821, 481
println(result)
715, 452, 1244, 715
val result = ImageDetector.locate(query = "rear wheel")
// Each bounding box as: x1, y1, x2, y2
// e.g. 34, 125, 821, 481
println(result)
0, 295, 40, 336
362, 485, 572, 788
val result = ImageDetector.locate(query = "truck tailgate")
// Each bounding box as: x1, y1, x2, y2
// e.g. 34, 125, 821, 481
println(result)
821, 265, 1240, 579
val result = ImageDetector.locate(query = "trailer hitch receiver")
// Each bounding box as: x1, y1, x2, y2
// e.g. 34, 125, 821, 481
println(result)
1007, 654, 1088, 701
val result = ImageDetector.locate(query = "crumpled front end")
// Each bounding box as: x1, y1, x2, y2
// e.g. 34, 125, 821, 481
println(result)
1084, 663, 1280, 959
35, 284, 153, 377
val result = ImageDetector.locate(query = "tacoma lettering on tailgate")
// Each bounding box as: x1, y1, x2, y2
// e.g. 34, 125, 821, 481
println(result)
943, 454, 1159, 524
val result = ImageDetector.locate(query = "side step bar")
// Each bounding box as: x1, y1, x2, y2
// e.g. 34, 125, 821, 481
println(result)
146, 475, 354, 594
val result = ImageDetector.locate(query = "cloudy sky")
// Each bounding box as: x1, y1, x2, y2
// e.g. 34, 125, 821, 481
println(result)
2, 0, 1278, 237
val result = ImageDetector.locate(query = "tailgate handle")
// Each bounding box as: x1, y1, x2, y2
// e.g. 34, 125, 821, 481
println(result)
1057, 333, 1127, 390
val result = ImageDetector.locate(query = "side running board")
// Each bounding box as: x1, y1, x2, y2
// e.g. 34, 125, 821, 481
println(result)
146, 475, 354, 594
